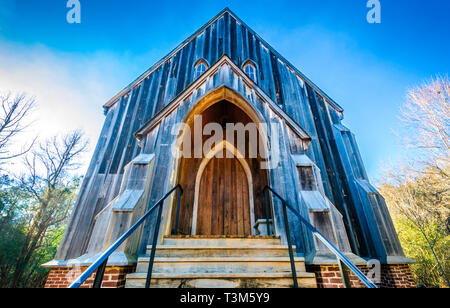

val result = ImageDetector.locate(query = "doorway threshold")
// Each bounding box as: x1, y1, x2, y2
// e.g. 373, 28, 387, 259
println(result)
166, 235, 280, 239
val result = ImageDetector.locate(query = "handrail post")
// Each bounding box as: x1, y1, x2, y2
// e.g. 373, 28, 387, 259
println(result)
173, 186, 183, 235
145, 201, 164, 288
263, 186, 377, 289
338, 259, 351, 288
68, 185, 183, 289
92, 258, 108, 288
282, 201, 298, 288
263, 188, 272, 236
336, 258, 352, 289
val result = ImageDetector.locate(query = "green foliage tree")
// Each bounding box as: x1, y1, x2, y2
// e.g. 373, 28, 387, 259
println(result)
0, 131, 86, 288
379, 167, 450, 288
379, 75, 450, 288
0, 175, 27, 286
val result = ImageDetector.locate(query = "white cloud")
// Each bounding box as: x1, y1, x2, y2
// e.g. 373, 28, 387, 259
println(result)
0, 40, 138, 174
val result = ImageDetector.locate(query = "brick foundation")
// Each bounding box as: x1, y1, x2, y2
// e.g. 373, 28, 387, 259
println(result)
45, 264, 415, 288
306, 264, 416, 288
44, 266, 135, 288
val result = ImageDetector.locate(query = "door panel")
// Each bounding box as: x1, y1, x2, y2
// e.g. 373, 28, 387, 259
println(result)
197, 157, 251, 236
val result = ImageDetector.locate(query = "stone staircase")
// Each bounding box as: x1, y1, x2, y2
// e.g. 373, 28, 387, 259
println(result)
125, 236, 317, 288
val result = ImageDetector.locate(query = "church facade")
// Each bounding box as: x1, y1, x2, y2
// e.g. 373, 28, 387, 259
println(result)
44, 8, 415, 288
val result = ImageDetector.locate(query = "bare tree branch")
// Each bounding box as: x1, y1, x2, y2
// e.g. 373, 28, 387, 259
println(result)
0, 92, 36, 164
399, 75, 450, 173
10, 131, 87, 287
379, 75, 450, 287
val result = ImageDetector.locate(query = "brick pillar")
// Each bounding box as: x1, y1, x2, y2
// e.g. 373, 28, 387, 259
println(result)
306, 264, 416, 288
44, 266, 135, 289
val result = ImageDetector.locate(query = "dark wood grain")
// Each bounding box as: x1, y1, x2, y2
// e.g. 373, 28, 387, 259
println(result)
197, 156, 251, 236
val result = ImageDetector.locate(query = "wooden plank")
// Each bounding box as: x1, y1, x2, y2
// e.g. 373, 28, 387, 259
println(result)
233, 159, 242, 236
237, 160, 245, 236
210, 157, 218, 235
242, 163, 251, 236
223, 157, 230, 235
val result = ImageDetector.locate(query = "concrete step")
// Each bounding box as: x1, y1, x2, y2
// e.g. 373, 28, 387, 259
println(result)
124, 237, 316, 288
163, 237, 281, 247
146, 245, 296, 257
135, 256, 307, 273
125, 272, 317, 288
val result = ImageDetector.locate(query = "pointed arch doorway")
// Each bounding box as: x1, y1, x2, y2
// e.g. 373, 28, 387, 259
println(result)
193, 142, 254, 236
171, 94, 272, 237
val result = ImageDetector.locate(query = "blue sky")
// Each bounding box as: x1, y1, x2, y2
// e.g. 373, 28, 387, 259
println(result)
0, 0, 449, 180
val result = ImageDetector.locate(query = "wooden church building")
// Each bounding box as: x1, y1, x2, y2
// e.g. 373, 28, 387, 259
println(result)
44, 8, 415, 288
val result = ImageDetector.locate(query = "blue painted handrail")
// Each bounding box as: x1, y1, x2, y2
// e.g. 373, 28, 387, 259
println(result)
263, 186, 377, 289
69, 185, 183, 288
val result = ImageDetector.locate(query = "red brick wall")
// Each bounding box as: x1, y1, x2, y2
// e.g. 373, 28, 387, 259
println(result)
306, 264, 416, 288
44, 266, 135, 288
46, 264, 415, 288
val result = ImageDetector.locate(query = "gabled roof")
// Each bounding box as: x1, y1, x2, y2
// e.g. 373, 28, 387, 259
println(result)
134, 55, 311, 142
104, 8, 344, 113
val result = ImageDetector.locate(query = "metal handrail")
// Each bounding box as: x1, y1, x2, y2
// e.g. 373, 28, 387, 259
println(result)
69, 185, 183, 288
263, 186, 377, 289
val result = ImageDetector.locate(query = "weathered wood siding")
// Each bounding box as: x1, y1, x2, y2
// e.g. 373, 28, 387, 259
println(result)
56, 9, 404, 262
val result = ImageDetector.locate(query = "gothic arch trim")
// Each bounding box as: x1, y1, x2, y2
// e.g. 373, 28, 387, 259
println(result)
134, 56, 311, 143
191, 140, 256, 235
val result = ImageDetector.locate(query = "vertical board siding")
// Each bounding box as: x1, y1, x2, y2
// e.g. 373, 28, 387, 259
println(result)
98, 96, 128, 174
110, 85, 141, 174
57, 10, 404, 261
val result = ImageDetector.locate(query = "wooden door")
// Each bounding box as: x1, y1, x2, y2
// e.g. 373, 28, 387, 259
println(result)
197, 157, 251, 236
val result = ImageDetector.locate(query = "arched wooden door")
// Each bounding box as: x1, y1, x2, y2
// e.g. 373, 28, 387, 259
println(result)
197, 156, 252, 236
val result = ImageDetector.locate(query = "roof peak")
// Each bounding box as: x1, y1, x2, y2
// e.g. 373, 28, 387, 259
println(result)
135, 54, 311, 141
103, 7, 343, 113
219, 7, 234, 15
